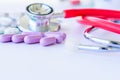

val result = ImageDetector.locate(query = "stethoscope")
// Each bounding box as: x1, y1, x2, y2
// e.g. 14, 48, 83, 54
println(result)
18, 3, 120, 33
2, 3, 120, 51
77, 16, 120, 51
78, 26, 120, 51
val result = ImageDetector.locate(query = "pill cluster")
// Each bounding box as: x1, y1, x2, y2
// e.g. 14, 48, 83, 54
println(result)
0, 31, 66, 46
0, 27, 20, 34
0, 13, 22, 34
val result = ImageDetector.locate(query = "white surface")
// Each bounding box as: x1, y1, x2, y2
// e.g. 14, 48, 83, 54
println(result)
0, 0, 120, 80
93, 0, 120, 10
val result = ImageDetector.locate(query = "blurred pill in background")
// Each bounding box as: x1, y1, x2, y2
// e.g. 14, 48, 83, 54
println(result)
70, 0, 81, 5
4, 27, 20, 34
60, 0, 93, 7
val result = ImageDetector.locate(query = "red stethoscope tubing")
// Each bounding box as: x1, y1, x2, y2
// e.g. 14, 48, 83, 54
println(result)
64, 8, 120, 19
64, 8, 120, 34
77, 16, 120, 34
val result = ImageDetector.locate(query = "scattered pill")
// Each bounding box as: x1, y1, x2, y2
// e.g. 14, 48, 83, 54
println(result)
70, 0, 80, 5
24, 35, 42, 44
40, 37, 56, 46
0, 16, 13, 27
12, 34, 26, 43
0, 34, 14, 42
44, 32, 66, 43
4, 27, 20, 34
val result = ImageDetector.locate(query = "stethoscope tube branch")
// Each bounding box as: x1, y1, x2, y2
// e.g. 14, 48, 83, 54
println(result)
84, 26, 120, 49
78, 26, 120, 51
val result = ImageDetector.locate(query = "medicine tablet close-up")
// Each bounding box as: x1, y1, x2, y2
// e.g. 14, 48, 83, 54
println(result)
0, 34, 14, 42
40, 37, 57, 46
24, 35, 42, 44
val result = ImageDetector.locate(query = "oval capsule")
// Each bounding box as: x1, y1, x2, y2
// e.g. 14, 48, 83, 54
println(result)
44, 32, 66, 43
12, 34, 26, 43
0, 34, 14, 42
24, 35, 42, 44
40, 37, 56, 46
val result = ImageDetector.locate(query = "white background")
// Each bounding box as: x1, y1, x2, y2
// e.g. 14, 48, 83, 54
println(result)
0, 0, 120, 80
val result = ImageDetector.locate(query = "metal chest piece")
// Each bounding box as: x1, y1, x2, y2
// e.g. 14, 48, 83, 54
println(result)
18, 3, 61, 32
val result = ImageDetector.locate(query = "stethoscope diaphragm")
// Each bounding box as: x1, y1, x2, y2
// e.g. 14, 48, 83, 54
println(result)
17, 14, 61, 32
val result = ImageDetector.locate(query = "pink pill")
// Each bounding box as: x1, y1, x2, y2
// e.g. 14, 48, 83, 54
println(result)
40, 37, 56, 46
24, 35, 42, 44
44, 32, 66, 43
0, 34, 14, 43
12, 34, 26, 43
70, 0, 80, 5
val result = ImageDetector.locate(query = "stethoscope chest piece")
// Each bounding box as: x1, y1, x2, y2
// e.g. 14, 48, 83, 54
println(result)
18, 3, 60, 32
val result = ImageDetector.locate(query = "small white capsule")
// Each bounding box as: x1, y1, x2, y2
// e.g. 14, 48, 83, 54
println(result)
4, 27, 20, 34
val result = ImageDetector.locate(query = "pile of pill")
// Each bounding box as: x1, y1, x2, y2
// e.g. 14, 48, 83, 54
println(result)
0, 31, 66, 46
0, 15, 20, 34
0, 27, 20, 34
